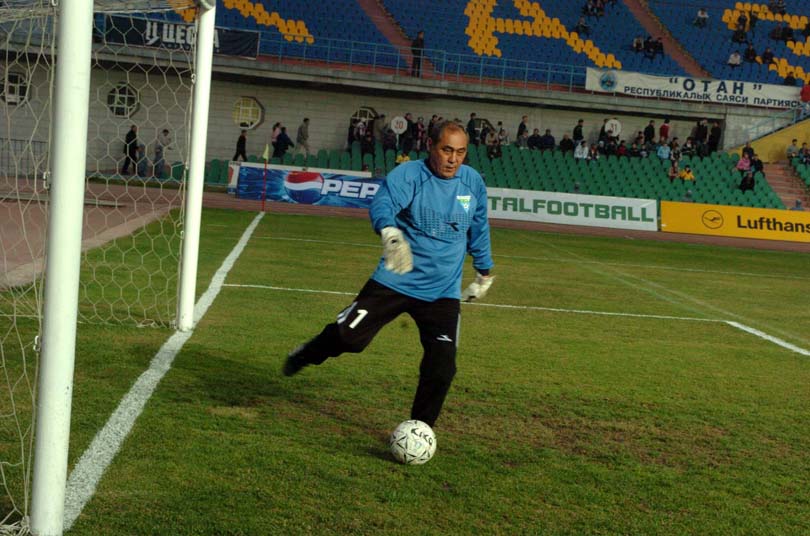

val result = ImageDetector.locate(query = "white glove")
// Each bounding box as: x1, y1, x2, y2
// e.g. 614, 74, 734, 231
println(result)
381, 226, 413, 274
461, 272, 494, 302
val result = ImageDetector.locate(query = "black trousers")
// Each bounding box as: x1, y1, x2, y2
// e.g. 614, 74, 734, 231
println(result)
294, 279, 460, 427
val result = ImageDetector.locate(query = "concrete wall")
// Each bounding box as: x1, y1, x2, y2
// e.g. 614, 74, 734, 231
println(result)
0, 56, 793, 172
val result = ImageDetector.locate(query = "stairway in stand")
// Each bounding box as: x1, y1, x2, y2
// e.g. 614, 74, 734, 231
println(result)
355, 0, 433, 77
623, 0, 711, 78
764, 161, 810, 209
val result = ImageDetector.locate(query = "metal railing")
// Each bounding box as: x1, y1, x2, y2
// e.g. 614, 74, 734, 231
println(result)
256, 33, 585, 91
0, 138, 48, 179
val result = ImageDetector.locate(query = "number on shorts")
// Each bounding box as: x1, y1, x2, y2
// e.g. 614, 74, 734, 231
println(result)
348, 309, 368, 329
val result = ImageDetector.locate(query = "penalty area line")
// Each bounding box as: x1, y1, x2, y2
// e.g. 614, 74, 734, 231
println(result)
62, 212, 265, 530
225, 283, 810, 357
222, 283, 722, 322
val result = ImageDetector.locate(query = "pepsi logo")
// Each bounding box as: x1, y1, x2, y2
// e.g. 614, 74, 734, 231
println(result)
284, 172, 323, 204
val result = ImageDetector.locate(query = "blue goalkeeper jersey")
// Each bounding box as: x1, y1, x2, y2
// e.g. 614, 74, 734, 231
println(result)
369, 159, 493, 301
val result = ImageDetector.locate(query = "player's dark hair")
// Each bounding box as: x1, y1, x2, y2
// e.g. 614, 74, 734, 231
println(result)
429, 120, 468, 145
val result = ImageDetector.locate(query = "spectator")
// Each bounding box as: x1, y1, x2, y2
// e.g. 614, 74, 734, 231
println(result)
782, 23, 794, 42
761, 47, 775, 65
797, 144, 810, 167
736, 153, 752, 176
400, 113, 415, 154
347, 119, 357, 150
693, 7, 709, 28
272, 121, 282, 154
732, 27, 747, 44
657, 140, 671, 160
121, 124, 138, 175
374, 114, 388, 142
466, 113, 478, 145
772, 0, 787, 15
232, 129, 247, 162
354, 119, 367, 143
628, 142, 641, 158
743, 43, 757, 62
517, 115, 529, 139
749, 10, 758, 36
801, 83, 810, 109
679, 165, 695, 182
415, 117, 428, 152
295, 118, 311, 158
739, 171, 755, 191
559, 133, 575, 153
736, 12, 748, 31
770, 22, 784, 41
574, 140, 588, 160
539, 129, 555, 151
273, 126, 294, 158
361, 130, 375, 157
515, 130, 529, 149
803, 20, 810, 39
632, 35, 643, 52
668, 160, 680, 182
527, 128, 542, 150
136, 143, 148, 177
784, 72, 797, 86
410, 30, 424, 77
659, 118, 671, 142
751, 154, 764, 177
654, 37, 664, 57
707, 121, 722, 153
616, 140, 628, 157
682, 189, 696, 202
643, 35, 656, 59
395, 152, 410, 165
670, 139, 681, 162
484, 128, 499, 159
787, 138, 800, 159
789, 199, 804, 211
575, 16, 591, 36
643, 120, 656, 144
587, 143, 600, 162
382, 129, 397, 153
497, 123, 509, 145
742, 141, 755, 159
694, 119, 709, 147
154, 128, 170, 178
727, 51, 742, 68
598, 118, 610, 143
573, 118, 585, 143
478, 122, 490, 147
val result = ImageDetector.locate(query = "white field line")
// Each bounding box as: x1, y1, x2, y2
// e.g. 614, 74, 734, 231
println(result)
253, 235, 810, 282
725, 321, 810, 357
223, 283, 810, 357
63, 212, 265, 530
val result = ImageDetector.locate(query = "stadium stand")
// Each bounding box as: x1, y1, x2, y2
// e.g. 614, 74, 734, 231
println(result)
380, 0, 685, 83
467, 145, 784, 209
648, 0, 810, 85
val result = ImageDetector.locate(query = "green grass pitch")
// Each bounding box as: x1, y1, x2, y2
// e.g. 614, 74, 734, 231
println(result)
5, 208, 810, 535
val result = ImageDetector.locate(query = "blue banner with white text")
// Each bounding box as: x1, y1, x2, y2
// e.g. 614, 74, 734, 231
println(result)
237, 167, 383, 208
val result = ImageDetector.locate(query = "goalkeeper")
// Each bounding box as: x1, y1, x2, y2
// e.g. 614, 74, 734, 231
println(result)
284, 120, 494, 427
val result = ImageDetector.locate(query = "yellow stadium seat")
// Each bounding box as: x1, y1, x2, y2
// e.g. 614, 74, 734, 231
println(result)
794, 42, 804, 54
505, 19, 514, 33
495, 18, 505, 32
774, 13, 783, 22
734, 2, 743, 10
769, 62, 777, 71
788, 41, 796, 50
751, 3, 760, 11
765, 11, 774, 21
743, 2, 752, 10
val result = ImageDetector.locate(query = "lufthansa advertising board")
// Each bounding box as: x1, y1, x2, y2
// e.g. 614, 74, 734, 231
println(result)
488, 188, 658, 231
661, 201, 810, 243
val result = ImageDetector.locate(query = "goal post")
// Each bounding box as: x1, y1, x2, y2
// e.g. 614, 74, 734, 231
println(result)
30, 0, 94, 534
1, 1, 217, 532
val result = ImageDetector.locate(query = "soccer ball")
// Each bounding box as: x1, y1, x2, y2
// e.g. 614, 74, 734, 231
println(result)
388, 419, 436, 465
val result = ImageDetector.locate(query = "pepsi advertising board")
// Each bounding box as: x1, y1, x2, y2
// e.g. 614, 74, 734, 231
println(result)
236, 165, 382, 208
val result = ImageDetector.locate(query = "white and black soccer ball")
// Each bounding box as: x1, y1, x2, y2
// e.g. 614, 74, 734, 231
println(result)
388, 419, 436, 465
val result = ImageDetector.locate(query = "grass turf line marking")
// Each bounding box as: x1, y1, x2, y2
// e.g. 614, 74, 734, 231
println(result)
222, 283, 722, 323
525, 235, 810, 349
726, 321, 810, 357
62, 212, 265, 530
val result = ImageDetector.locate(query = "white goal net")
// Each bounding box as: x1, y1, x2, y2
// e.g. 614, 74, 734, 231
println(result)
0, 1, 199, 532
